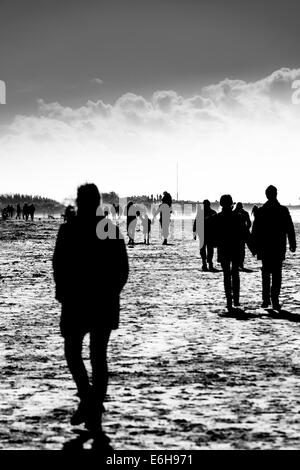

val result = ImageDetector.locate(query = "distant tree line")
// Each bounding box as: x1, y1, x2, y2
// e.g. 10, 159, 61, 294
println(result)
0, 194, 65, 214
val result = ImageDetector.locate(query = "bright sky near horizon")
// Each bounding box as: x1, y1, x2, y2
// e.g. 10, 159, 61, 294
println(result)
1, 0, 300, 204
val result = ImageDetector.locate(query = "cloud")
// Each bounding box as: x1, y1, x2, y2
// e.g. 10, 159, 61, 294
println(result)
1, 68, 300, 203
202, 67, 300, 120
91, 77, 104, 85
3, 67, 300, 148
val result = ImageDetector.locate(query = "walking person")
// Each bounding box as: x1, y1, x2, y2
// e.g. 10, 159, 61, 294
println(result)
125, 201, 137, 246
153, 191, 172, 245
53, 183, 129, 442
139, 211, 151, 245
214, 194, 252, 311
233, 202, 251, 270
16, 203, 21, 219
193, 200, 217, 271
251, 185, 296, 311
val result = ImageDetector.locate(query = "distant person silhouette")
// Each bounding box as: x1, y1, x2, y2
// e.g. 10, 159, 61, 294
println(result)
193, 200, 217, 271
53, 183, 129, 438
29, 203, 35, 221
7, 205, 14, 218
251, 205, 259, 220
16, 204, 21, 219
214, 194, 252, 311
153, 191, 172, 245
63, 205, 76, 223
23, 203, 29, 221
141, 212, 151, 245
233, 202, 251, 270
251, 185, 296, 311
126, 201, 137, 246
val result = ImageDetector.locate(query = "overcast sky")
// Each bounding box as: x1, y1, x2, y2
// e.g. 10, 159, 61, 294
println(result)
1, 0, 300, 203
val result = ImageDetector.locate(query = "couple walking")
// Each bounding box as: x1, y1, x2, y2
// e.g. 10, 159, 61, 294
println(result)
211, 186, 296, 311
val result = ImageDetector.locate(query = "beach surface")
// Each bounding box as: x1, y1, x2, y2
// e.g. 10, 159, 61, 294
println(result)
0, 216, 300, 450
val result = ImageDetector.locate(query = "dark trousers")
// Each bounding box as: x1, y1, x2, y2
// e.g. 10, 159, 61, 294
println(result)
64, 328, 111, 406
239, 243, 245, 267
261, 259, 282, 305
200, 243, 214, 266
221, 260, 240, 306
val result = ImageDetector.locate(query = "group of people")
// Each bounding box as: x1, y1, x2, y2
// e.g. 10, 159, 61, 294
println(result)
1, 203, 36, 221
193, 186, 296, 312
125, 191, 173, 246
52, 183, 296, 447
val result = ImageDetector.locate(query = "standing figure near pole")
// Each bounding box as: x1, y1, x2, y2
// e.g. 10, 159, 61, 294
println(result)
153, 191, 172, 245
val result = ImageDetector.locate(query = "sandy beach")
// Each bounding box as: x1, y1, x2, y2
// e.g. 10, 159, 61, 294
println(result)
0, 216, 300, 450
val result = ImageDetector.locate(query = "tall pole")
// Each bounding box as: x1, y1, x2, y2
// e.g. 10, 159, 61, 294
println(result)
176, 160, 179, 202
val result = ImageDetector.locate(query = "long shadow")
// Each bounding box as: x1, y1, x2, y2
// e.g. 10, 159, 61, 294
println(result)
265, 308, 300, 323
219, 307, 256, 321
63, 429, 114, 453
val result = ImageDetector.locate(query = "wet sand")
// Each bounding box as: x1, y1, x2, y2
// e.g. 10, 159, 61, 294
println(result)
0, 218, 300, 450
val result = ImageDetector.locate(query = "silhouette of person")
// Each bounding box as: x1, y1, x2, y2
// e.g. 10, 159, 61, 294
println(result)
153, 191, 172, 245
63, 205, 76, 223
251, 185, 296, 311
7, 205, 14, 218
251, 205, 259, 220
29, 203, 35, 221
141, 212, 151, 245
125, 201, 137, 246
53, 183, 129, 436
23, 203, 29, 221
214, 194, 252, 311
233, 202, 251, 270
16, 204, 21, 219
193, 200, 217, 271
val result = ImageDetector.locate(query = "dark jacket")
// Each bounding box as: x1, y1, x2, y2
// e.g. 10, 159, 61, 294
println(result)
251, 200, 296, 261
193, 207, 216, 244
233, 208, 251, 230
53, 215, 129, 330
213, 209, 251, 263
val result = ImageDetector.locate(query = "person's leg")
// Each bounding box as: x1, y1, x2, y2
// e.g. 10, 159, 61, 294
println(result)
221, 260, 232, 309
232, 261, 240, 306
261, 260, 271, 307
162, 219, 170, 244
271, 261, 282, 310
88, 328, 112, 431
200, 244, 208, 270
207, 243, 215, 270
239, 243, 245, 269
90, 328, 111, 405
64, 332, 91, 401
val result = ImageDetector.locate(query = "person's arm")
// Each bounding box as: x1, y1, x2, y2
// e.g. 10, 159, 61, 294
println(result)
250, 212, 261, 256
286, 209, 296, 252
52, 225, 67, 302
246, 213, 252, 230
193, 218, 197, 239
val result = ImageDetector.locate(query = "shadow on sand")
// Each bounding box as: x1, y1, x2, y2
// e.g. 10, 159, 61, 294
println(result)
219, 307, 255, 321
62, 429, 114, 453
219, 307, 300, 323
265, 309, 300, 323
